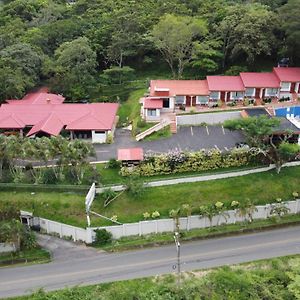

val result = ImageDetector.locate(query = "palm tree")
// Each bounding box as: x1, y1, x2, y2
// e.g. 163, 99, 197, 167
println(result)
169, 208, 181, 232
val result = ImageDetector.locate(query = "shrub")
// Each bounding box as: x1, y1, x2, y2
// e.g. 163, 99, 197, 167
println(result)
143, 212, 150, 220
151, 211, 160, 219
292, 191, 299, 199
94, 229, 112, 245
42, 168, 58, 184
107, 158, 120, 169
106, 133, 113, 144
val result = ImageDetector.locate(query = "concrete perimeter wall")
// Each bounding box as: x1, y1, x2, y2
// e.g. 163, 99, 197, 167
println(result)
37, 199, 300, 244
176, 111, 241, 126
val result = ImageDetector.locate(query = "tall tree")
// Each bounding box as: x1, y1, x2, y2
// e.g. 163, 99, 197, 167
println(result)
224, 116, 300, 173
151, 14, 208, 78
218, 3, 277, 67
52, 37, 97, 99
279, 0, 300, 64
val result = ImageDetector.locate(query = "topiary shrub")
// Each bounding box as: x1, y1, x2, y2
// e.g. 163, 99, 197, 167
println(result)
94, 229, 112, 245
107, 158, 120, 169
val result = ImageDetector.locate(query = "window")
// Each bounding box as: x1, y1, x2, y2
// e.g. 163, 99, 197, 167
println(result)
95, 131, 105, 134
265, 88, 278, 96
147, 109, 157, 117
281, 82, 291, 92
163, 98, 170, 108
210, 92, 220, 99
245, 88, 255, 97
175, 96, 185, 104
197, 96, 208, 104
231, 92, 244, 99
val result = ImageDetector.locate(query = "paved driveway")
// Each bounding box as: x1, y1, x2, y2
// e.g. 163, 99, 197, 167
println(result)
94, 126, 244, 161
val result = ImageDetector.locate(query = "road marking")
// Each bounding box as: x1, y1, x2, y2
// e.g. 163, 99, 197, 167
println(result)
224, 147, 229, 151
95, 150, 110, 153
190, 127, 193, 136
222, 125, 226, 135
214, 145, 220, 151
1, 237, 300, 287
206, 126, 209, 135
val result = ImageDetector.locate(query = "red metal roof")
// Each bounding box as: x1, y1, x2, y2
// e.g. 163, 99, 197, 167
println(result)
240, 72, 280, 88
118, 148, 144, 161
144, 98, 163, 109
273, 67, 300, 82
150, 80, 209, 96
0, 92, 119, 135
27, 113, 64, 136
206, 76, 245, 91
6, 92, 65, 105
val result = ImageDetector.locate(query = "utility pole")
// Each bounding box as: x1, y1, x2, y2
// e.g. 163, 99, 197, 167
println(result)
174, 231, 181, 289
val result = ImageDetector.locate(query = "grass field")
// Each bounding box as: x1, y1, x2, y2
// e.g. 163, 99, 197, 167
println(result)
11, 254, 300, 300
1, 166, 299, 228
0, 248, 50, 267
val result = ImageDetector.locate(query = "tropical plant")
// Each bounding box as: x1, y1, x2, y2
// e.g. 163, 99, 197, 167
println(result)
169, 208, 180, 232
237, 200, 258, 223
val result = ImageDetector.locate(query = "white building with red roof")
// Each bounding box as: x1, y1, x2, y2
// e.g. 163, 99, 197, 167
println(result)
273, 67, 300, 98
141, 67, 300, 121
0, 91, 119, 143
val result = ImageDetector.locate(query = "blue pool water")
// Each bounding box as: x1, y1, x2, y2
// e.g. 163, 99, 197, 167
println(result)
275, 106, 300, 118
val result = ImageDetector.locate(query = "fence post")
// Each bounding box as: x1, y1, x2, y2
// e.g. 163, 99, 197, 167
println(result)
122, 224, 126, 236
155, 220, 158, 234
46, 219, 50, 234
296, 199, 300, 213
86, 227, 93, 244
73, 227, 77, 242
59, 223, 63, 238
139, 222, 142, 236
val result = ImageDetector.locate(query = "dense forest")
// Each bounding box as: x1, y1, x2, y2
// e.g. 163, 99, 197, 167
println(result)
0, 0, 299, 102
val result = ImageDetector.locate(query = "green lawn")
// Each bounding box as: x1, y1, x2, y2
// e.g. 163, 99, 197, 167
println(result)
1, 166, 299, 228
118, 89, 146, 126
96, 162, 262, 186
0, 247, 50, 267
10, 254, 300, 300
142, 125, 172, 141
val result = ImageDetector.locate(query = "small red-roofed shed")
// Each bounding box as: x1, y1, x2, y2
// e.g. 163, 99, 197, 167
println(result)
118, 148, 144, 165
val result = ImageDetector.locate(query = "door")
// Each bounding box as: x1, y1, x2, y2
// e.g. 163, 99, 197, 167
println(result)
291, 82, 296, 93
192, 96, 196, 106
220, 91, 226, 101
255, 88, 260, 98
186, 96, 191, 106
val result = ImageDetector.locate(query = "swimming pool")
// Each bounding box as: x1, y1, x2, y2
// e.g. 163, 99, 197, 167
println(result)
275, 106, 300, 118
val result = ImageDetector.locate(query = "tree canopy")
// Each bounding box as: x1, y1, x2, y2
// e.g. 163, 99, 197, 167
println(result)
0, 0, 298, 100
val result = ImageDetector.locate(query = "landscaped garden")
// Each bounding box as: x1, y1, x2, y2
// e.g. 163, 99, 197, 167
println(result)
1, 166, 299, 228
10, 255, 300, 300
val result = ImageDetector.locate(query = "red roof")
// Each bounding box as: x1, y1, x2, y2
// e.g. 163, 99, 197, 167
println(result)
118, 148, 144, 161
240, 72, 280, 88
150, 80, 209, 96
6, 92, 65, 105
27, 113, 64, 136
0, 92, 118, 135
206, 76, 245, 91
273, 67, 300, 82
144, 98, 163, 109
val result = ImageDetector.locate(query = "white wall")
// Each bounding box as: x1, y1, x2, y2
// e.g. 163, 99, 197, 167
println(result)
0, 243, 15, 253
176, 111, 241, 126
92, 130, 107, 143
145, 108, 161, 122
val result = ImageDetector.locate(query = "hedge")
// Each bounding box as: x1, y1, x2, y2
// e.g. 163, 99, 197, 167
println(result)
120, 149, 256, 176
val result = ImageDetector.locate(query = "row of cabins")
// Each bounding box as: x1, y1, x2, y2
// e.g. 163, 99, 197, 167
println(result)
142, 67, 300, 121
0, 91, 119, 143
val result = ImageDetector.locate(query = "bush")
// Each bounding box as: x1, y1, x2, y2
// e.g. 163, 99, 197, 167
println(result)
120, 148, 253, 177
94, 229, 112, 245
107, 158, 120, 169
42, 168, 58, 184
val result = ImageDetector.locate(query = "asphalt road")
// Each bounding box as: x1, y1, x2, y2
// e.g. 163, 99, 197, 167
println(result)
94, 126, 244, 161
1, 226, 300, 298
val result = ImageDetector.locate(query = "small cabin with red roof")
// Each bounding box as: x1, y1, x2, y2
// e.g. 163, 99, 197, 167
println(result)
273, 67, 300, 98
0, 91, 119, 143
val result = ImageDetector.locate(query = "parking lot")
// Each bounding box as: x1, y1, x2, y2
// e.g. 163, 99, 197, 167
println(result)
93, 125, 245, 161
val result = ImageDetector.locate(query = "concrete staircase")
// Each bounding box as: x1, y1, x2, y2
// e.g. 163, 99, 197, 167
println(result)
136, 119, 171, 141
168, 113, 177, 133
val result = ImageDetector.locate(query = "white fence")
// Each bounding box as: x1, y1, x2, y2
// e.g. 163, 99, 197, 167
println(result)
176, 111, 241, 126
35, 199, 300, 244
0, 243, 15, 253
39, 217, 88, 243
